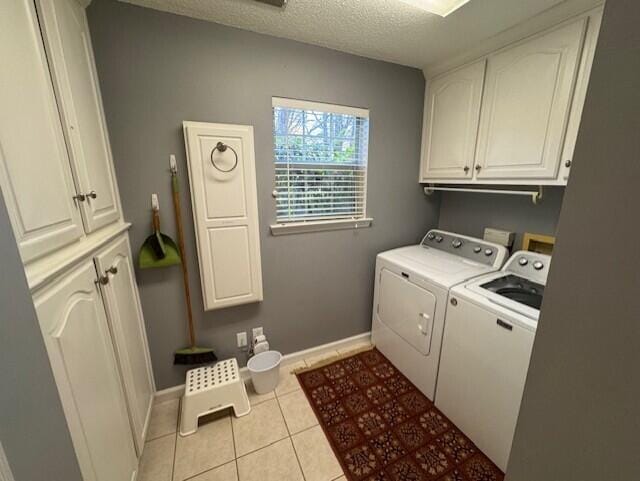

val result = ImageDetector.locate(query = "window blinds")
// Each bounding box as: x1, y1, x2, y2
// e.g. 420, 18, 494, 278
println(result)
272, 98, 370, 223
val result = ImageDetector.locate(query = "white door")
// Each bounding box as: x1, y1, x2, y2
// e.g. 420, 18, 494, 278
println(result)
95, 236, 154, 455
475, 19, 587, 180
377, 269, 436, 355
183, 122, 263, 311
420, 60, 485, 181
34, 261, 137, 481
37, 0, 121, 232
435, 296, 535, 471
0, 0, 84, 262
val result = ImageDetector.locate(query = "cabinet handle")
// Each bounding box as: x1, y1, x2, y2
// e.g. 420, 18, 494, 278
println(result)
564, 160, 572, 168
463, 166, 470, 173
475, 165, 482, 172
106, 266, 118, 275
72, 193, 86, 202
86, 190, 97, 199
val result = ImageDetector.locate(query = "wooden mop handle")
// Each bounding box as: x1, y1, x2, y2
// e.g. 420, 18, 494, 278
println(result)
171, 163, 196, 348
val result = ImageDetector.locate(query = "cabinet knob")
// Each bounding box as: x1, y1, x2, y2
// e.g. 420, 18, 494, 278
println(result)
96, 275, 109, 286
564, 160, 572, 168
475, 165, 482, 172
72, 193, 86, 202
463, 166, 470, 173
106, 266, 118, 275
86, 190, 97, 199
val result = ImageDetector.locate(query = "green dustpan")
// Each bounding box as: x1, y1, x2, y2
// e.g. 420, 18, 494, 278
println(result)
139, 194, 182, 269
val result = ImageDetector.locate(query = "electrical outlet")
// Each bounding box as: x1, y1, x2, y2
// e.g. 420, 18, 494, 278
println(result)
236, 332, 248, 348
252, 327, 263, 339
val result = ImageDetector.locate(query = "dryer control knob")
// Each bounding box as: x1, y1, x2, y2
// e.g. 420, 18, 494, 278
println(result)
484, 248, 493, 256
473, 246, 482, 254
435, 235, 443, 243
427, 233, 436, 240
518, 257, 529, 266
452, 239, 462, 248
533, 260, 544, 270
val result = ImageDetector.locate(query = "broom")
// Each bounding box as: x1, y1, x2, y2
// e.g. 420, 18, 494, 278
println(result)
170, 155, 217, 365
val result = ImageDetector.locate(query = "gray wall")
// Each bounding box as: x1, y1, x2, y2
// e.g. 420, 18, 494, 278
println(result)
438, 187, 564, 251
507, 0, 640, 479
0, 194, 83, 481
87, 0, 438, 389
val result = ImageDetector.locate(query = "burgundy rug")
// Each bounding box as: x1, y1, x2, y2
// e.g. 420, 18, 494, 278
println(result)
296, 348, 504, 481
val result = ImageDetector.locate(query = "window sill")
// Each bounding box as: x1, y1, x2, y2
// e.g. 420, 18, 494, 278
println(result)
270, 218, 373, 236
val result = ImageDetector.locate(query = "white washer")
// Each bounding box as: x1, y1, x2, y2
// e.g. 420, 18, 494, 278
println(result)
435, 251, 551, 471
371, 229, 507, 400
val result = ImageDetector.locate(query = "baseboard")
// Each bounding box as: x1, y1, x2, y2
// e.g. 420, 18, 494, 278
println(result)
153, 331, 372, 403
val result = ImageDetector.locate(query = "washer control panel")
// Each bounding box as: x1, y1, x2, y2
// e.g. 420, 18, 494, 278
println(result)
504, 251, 552, 285
421, 230, 507, 267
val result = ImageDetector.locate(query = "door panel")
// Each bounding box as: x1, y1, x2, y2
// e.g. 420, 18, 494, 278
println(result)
34, 261, 137, 481
37, 0, 120, 232
377, 269, 436, 355
421, 61, 485, 181
475, 19, 587, 179
184, 122, 263, 310
436, 296, 535, 471
95, 236, 154, 455
0, 0, 83, 262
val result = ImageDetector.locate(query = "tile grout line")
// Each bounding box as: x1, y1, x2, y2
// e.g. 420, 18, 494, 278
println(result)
230, 412, 240, 481
170, 398, 181, 481
176, 414, 237, 481
275, 388, 307, 481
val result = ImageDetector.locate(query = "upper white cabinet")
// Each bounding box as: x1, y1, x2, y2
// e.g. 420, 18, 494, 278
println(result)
95, 237, 154, 455
34, 260, 138, 481
419, 9, 602, 186
38, 0, 121, 232
475, 19, 586, 180
420, 60, 486, 181
0, 0, 84, 262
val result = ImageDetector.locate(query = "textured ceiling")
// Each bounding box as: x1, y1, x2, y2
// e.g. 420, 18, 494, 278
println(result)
119, 0, 586, 70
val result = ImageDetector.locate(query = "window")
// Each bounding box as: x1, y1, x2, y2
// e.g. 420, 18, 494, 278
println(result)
271, 98, 371, 234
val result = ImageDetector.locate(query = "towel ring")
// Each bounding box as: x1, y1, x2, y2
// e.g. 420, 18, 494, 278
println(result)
210, 142, 238, 173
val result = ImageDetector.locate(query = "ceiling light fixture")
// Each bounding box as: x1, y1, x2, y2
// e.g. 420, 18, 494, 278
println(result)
397, 0, 472, 17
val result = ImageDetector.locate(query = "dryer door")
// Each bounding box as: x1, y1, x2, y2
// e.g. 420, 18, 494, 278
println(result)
377, 268, 436, 355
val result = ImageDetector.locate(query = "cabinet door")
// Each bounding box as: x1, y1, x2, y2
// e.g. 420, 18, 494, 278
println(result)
95, 236, 154, 455
475, 19, 587, 180
34, 261, 137, 481
420, 61, 485, 181
559, 11, 602, 182
0, 0, 84, 262
37, 0, 121, 232
184, 122, 263, 311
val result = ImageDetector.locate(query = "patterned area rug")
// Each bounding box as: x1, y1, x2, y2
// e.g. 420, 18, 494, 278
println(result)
296, 348, 504, 481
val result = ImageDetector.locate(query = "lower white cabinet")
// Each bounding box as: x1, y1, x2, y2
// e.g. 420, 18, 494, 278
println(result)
95, 236, 154, 455
33, 234, 154, 481
34, 259, 138, 481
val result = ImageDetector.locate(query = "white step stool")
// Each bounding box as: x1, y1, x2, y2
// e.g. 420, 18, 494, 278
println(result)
180, 359, 251, 436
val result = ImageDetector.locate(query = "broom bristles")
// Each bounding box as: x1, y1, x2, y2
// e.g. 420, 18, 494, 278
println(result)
174, 346, 217, 365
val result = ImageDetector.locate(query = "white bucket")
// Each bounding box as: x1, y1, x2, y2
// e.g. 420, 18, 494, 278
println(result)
247, 350, 282, 394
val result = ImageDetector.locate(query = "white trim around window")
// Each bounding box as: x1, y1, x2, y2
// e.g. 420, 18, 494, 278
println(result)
270, 217, 373, 236
272, 97, 369, 119
271, 97, 372, 234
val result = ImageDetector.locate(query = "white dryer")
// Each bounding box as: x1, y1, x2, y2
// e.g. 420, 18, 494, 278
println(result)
371, 230, 507, 400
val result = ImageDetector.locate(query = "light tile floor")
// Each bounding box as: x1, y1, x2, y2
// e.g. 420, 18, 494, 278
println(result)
139, 346, 370, 481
